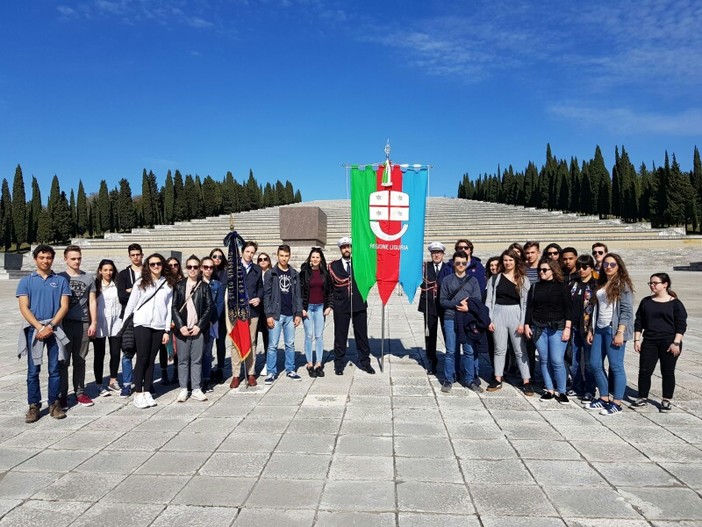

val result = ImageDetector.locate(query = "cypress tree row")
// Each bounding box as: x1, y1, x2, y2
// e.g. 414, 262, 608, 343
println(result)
1, 165, 304, 248
457, 144, 702, 232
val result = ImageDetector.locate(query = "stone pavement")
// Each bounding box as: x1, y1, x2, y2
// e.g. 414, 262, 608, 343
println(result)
1, 262, 702, 526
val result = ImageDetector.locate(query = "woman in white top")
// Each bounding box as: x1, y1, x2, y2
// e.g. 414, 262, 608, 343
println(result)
93, 260, 122, 396
122, 253, 176, 409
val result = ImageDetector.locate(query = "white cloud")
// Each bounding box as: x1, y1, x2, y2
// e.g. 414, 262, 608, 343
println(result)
548, 105, 702, 136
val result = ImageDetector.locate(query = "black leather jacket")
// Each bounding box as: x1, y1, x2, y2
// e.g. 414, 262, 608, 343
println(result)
171, 278, 213, 333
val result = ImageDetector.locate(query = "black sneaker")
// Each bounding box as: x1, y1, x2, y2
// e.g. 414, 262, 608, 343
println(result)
556, 393, 570, 405
486, 380, 502, 392
540, 392, 555, 401
522, 384, 534, 396
630, 398, 648, 408
441, 381, 452, 393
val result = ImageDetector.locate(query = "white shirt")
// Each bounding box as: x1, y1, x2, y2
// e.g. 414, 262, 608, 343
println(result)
596, 288, 614, 328
96, 281, 122, 337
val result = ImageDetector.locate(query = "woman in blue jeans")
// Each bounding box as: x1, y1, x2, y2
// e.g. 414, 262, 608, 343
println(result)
586, 253, 634, 416
524, 259, 573, 404
300, 248, 333, 377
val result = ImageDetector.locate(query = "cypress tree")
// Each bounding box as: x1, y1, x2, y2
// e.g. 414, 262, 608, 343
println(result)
611, 146, 622, 217
56, 191, 73, 242
47, 176, 62, 242
294, 189, 302, 203
202, 176, 221, 216
1, 179, 12, 251
97, 180, 111, 234
141, 169, 153, 227
569, 158, 581, 212
69, 189, 76, 237
36, 207, 51, 243
163, 170, 174, 224
222, 171, 236, 213
11, 164, 27, 249
590, 146, 611, 218
28, 176, 42, 244
117, 179, 135, 231
580, 161, 593, 214
76, 180, 88, 235
173, 170, 187, 221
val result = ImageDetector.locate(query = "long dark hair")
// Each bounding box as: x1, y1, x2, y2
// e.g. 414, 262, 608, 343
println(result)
650, 272, 676, 298
541, 259, 564, 283
167, 256, 183, 281
485, 256, 500, 280
95, 259, 117, 298
141, 253, 178, 290
209, 247, 228, 271
302, 247, 328, 275
597, 253, 634, 302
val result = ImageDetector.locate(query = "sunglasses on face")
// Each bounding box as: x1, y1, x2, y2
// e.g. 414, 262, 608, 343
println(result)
547, 251, 559, 256
457, 246, 469, 250
454, 261, 468, 266
538, 268, 551, 273
212, 255, 222, 260
148, 262, 162, 268
201, 265, 213, 270
592, 250, 605, 255
257, 257, 268, 262
576, 264, 591, 270
602, 261, 618, 269
186, 265, 199, 270
648, 281, 663, 286
169, 263, 179, 268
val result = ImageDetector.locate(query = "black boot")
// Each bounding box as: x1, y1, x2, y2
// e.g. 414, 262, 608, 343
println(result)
315, 365, 325, 377
161, 368, 170, 385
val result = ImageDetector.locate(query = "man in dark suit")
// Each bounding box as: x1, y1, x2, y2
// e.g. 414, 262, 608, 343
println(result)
418, 242, 452, 375
230, 240, 263, 388
329, 237, 374, 375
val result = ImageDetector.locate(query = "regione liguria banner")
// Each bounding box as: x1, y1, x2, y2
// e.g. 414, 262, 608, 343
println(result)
351, 164, 428, 305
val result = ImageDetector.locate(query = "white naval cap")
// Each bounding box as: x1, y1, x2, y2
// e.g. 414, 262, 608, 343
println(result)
337, 236, 352, 248
427, 241, 446, 252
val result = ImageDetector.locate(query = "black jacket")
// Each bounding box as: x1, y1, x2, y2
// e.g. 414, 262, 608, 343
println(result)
242, 261, 263, 318
418, 261, 452, 316
299, 263, 334, 311
171, 279, 213, 333
117, 266, 140, 317
329, 258, 367, 314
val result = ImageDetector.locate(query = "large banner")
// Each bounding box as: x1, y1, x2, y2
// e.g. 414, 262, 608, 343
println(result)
350, 164, 428, 305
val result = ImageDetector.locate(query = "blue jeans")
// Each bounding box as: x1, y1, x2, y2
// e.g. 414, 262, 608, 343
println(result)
443, 318, 475, 385
121, 353, 133, 386
590, 325, 627, 400
570, 329, 596, 395
267, 315, 296, 376
303, 303, 325, 363
535, 327, 567, 393
26, 328, 61, 405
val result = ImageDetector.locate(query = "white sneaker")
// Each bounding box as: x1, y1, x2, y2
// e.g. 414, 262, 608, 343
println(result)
191, 389, 208, 402
132, 393, 149, 409
260, 365, 267, 376
176, 389, 189, 403
143, 392, 157, 407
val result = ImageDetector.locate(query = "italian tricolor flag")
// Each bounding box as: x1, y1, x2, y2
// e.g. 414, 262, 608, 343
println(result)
350, 164, 428, 305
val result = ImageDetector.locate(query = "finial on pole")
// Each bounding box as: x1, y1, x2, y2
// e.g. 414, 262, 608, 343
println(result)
229, 213, 235, 231
382, 139, 392, 187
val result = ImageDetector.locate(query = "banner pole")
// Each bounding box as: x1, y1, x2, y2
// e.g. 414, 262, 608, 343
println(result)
380, 303, 385, 372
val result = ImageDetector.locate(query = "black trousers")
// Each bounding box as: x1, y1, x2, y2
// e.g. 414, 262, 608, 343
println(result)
133, 326, 162, 392
638, 338, 679, 399
423, 312, 445, 372
93, 336, 121, 383
333, 309, 370, 369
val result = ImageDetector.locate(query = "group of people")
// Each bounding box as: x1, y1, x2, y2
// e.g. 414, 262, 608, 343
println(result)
17, 234, 688, 423
419, 239, 688, 416
17, 236, 374, 422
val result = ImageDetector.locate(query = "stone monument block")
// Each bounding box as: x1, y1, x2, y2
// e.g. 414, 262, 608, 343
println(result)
279, 207, 327, 248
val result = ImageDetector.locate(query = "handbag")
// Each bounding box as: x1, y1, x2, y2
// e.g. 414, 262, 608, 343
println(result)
118, 279, 168, 355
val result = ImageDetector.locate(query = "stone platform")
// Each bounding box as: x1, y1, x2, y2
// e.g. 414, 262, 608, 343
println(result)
1, 259, 701, 525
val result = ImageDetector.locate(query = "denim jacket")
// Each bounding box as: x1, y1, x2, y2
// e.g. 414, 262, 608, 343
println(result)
591, 287, 634, 341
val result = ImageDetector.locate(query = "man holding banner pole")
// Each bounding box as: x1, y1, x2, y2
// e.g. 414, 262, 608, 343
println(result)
329, 237, 374, 376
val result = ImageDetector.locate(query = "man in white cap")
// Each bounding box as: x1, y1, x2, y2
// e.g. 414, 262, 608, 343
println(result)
418, 242, 452, 375
329, 237, 374, 375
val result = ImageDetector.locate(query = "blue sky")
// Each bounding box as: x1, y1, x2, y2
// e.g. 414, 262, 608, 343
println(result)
1, 0, 701, 203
